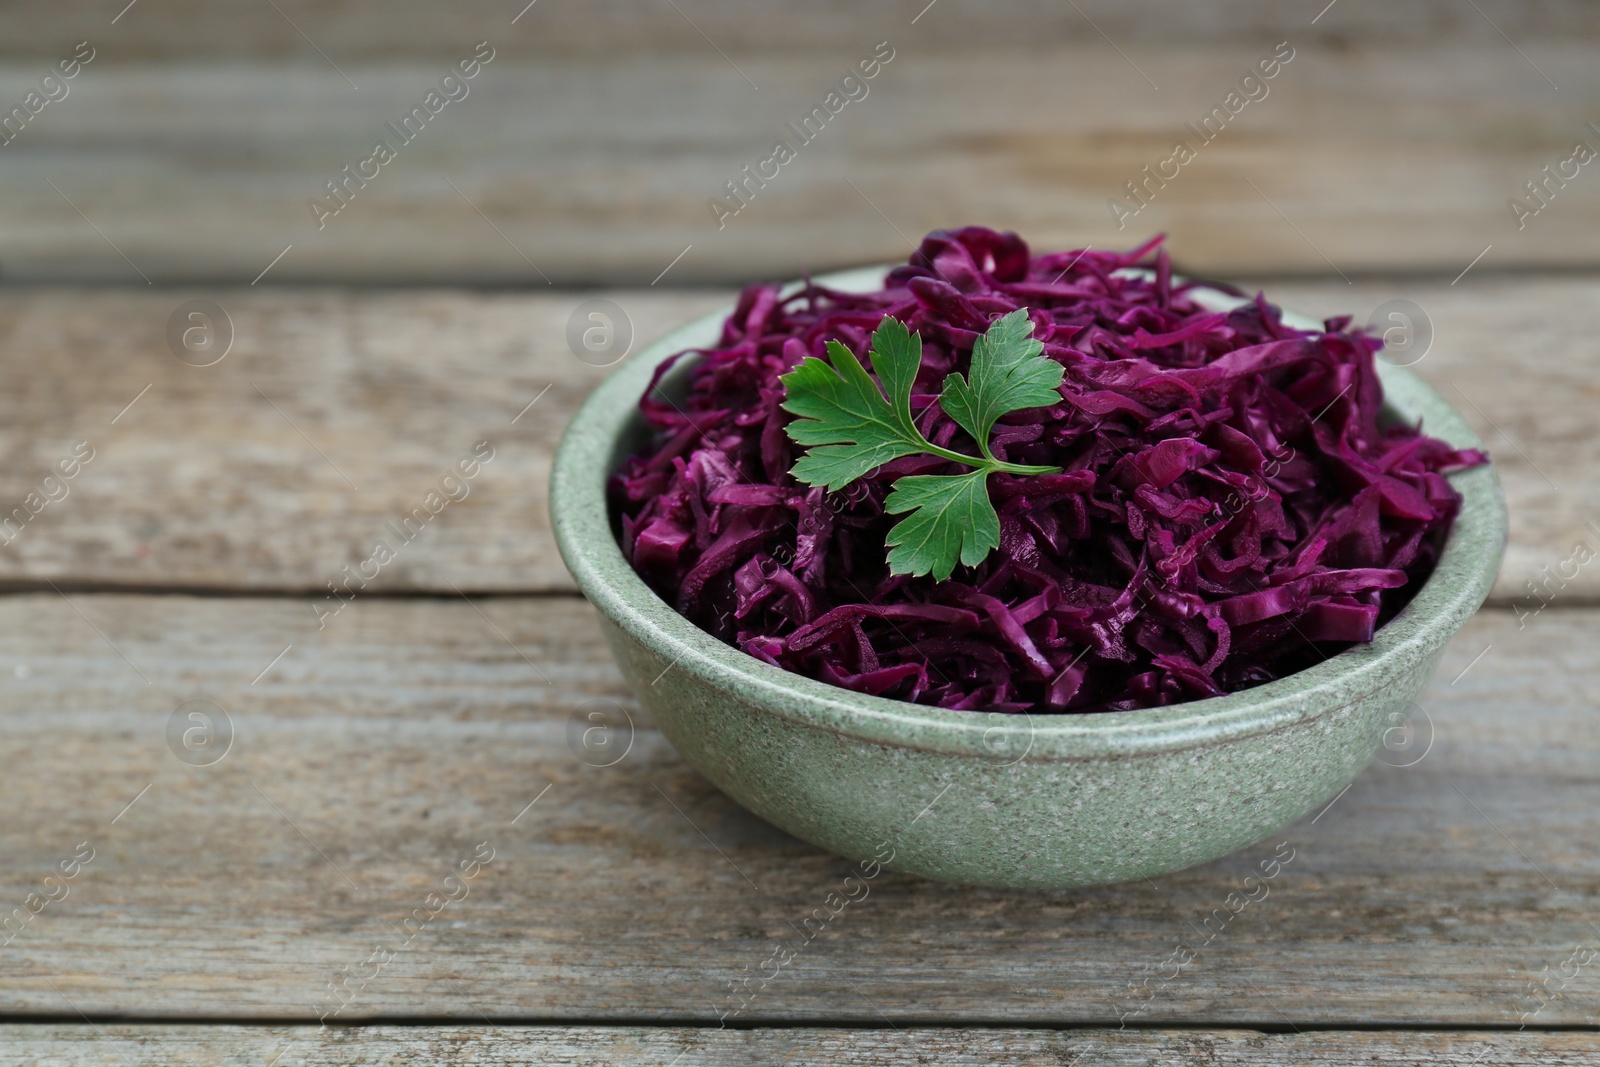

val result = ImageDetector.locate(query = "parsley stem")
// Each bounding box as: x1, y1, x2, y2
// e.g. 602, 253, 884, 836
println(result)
989, 461, 1062, 476
913, 438, 1059, 478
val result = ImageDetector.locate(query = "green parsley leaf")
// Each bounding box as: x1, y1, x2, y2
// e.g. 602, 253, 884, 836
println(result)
939, 308, 1065, 461
779, 321, 927, 491
883, 471, 1001, 582
781, 309, 1065, 580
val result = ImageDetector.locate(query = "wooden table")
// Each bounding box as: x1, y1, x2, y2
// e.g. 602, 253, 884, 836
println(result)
1, 4, 1597, 1064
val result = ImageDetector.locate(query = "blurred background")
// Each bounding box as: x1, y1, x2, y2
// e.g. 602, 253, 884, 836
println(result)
1, 0, 1594, 286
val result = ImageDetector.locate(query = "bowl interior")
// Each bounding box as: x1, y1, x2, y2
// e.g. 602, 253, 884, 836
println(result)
551, 266, 1508, 760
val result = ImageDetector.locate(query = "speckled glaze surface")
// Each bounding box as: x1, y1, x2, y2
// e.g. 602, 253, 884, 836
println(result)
550, 267, 1508, 889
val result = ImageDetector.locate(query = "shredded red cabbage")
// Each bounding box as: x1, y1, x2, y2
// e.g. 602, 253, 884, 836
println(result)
612, 228, 1486, 712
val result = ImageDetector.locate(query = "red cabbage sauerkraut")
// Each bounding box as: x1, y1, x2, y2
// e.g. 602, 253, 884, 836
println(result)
612, 228, 1486, 712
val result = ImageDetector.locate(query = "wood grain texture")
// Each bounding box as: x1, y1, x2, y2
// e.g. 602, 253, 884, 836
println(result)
0, 38, 1595, 284
0, 287, 724, 593
0, 1026, 1596, 1067
0, 281, 1587, 602
0, 594, 1591, 1023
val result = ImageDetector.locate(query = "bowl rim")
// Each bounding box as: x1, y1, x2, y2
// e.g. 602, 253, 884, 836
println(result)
550, 266, 1507, 761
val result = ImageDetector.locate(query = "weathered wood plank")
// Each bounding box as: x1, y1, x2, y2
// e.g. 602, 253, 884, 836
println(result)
0, 287, 724, 593
0, 39, 1594, 284
0, 281, 1586, 602
0, 595, 1590, 1023
0, 1026, 1595, 1067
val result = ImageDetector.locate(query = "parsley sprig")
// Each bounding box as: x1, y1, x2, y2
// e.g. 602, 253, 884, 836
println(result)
779, 309, 1064, 581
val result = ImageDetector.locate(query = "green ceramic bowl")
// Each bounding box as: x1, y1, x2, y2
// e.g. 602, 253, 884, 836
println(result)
551, 267, 1507, 889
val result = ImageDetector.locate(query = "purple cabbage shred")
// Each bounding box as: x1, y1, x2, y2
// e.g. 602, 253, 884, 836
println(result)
611, 227, 1487, 712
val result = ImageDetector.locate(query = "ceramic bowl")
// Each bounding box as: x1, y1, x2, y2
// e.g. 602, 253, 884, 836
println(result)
550, 267, 1507, 889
